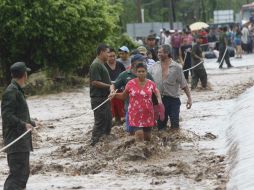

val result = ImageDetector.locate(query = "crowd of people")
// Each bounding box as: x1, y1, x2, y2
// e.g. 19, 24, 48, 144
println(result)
89, 40, 194, 146
89, 21, 254, 146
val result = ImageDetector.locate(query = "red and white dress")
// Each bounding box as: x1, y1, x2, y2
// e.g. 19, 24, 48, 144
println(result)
125, 78, 156, 128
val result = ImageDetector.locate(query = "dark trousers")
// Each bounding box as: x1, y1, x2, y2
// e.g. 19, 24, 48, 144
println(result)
4, 152, 30, 190
183, 61, 192, 81
173, 47, 180, 60
91, 97, 112, 143
219, 47, 232, 68
157, 96, 181, 129
191, 68, 207, 89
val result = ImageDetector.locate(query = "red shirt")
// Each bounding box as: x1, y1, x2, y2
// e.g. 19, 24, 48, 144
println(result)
125, 78, 156, 127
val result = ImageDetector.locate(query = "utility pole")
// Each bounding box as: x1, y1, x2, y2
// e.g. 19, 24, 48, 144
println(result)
172, 0, 176, 22
169, 0, 174, 29
136, 0, 142, 23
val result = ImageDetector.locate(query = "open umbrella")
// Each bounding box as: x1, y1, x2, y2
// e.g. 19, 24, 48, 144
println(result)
189, 22, 209, 31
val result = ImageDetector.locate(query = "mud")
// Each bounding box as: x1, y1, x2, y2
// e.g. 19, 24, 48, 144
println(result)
1, 60, 254, 189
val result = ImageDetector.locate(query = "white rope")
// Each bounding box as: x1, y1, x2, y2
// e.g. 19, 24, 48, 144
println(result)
218, 47, 228, 67
183, 61, 204, 72
172, 59, 204, 72
0, 127, 38, 153
0, 89, 118, 153
182, 51, 187, 64
92, 89, 118, 111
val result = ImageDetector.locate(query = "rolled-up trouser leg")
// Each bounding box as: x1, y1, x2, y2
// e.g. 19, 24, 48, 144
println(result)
4, 152, 30, 190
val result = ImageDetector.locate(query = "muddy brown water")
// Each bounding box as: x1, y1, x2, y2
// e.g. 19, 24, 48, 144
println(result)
0, 65, 254, 189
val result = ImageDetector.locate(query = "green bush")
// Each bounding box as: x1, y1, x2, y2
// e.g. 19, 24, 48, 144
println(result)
0, 0, 122, 84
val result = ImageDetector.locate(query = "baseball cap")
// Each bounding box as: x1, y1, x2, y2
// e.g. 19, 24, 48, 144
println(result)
131, 54, 145, 63
118, 46, 129, 53
10, 62, 31, 74
137, 46, 147, 55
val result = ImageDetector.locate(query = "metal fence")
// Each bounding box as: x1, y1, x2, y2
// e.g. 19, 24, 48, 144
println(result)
126, 22, 183, 39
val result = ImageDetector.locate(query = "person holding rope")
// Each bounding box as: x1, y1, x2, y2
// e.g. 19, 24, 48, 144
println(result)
150, 44, 192, 130
111, 54, 154, 135
110, 62, 164, 142
1, 62, 36, 190
179, 38, 192, 82
218, 26, 233, 69
191, 36, 208, 90
89, 44, 112, 146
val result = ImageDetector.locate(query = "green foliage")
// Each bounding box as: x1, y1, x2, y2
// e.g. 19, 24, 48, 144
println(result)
0, 0, 121, 83
105, 33, 139, 52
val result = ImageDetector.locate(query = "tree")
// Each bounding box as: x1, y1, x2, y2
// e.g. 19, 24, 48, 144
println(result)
0, 0, 121, 83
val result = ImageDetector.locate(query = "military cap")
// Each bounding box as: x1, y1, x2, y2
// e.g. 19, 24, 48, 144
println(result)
10, 62, 31, 74
137, 46, 147, 55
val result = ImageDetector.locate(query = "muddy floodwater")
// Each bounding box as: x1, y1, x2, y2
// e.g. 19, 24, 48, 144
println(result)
1, 55, 254, 190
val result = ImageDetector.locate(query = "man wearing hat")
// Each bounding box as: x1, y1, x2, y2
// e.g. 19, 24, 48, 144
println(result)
117, 46, 131, 69
137, 46, 156, 71
111, 54, 154, 135
145, 34, 159, 61
1, 62, 36, 190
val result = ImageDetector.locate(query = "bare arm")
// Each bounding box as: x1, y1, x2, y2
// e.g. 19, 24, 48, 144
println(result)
183, 85, 192, 109
155, 88, 162, 104
91, 81, 111, 89
109, 89, 129, 101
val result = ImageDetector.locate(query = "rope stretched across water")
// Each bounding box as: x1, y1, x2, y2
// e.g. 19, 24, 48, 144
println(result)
172, 59, 204, 72
218, 47, 228, 66
0, 89, 118, 153
0, 127, 38, 153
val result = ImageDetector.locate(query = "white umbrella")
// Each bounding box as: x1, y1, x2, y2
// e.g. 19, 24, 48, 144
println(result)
189, 22, 209, 31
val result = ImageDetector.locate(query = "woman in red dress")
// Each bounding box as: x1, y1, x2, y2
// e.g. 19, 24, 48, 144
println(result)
110, 62, 164, 142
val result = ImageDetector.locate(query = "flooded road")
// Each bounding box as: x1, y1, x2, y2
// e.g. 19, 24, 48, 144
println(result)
1, 55, 254, 189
